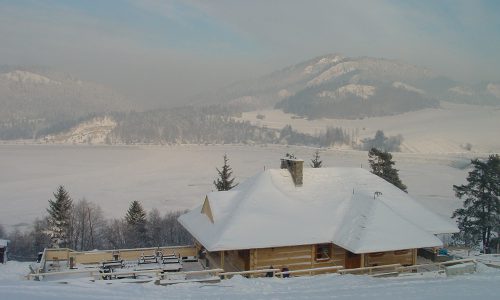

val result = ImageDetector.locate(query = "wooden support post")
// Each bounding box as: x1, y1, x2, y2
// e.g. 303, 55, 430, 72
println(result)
412, 249, 417, 265
220, 251, 225, 270
360, 253, 365, 268
310, 245, 315, 276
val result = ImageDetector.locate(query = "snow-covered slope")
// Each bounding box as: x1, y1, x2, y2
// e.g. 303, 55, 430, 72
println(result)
0, 67, 133, 122
1, 70, 61, 85
193, 54, 500, 118
43, 117, 117, 144
239, 101, 500, 154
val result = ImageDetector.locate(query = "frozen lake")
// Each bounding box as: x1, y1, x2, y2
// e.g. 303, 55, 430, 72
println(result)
0, 144, 474, 230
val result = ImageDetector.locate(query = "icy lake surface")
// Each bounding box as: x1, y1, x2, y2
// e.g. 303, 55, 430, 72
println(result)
0, 144, 474, 229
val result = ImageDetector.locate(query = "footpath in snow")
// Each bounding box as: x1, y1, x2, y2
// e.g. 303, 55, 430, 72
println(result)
1, 261, 500, 300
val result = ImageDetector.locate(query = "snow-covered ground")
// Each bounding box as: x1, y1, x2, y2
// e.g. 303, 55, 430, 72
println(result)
0, 144, 477, 230
0, 143, 478, 230
1, 261, 499, 299
238, 102, 500, 153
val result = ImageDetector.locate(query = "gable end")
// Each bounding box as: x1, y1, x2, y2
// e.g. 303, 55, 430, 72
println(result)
201, 196, 214, 223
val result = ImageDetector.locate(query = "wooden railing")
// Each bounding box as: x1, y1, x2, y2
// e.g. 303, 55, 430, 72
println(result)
219, 268, 281, 279
338, 264, 401, 276
397, 258, 476, 273
475, 255, 500, 267
28, 258, 479, 283
275, 265, 344, 277
156, 269, 224, 285
27, 268, 100, 280
28, 267, 224, 282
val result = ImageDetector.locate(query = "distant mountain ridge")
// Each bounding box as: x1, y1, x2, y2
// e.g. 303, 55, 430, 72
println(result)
194, 54, 500, 118
0, 66, 134, 139
0, 67, 133, 120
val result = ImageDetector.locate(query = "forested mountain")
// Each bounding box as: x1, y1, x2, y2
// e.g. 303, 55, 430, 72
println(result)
0, 67, 133, 139
192, 54, 500, 118
1, 54, 499, 141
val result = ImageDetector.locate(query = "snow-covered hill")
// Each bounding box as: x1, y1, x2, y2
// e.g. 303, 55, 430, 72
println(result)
1, 70, 61, 85
0, 67, 133, 122
194, 54, 500, 118
239, 102, 500, 154
43, 117, 117, 144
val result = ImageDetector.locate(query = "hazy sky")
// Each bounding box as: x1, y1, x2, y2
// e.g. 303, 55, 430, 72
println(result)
1, 0, 499, 107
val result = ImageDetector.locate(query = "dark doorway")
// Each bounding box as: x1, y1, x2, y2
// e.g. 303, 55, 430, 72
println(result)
345, 250, 361, 269
0, 248, 5, 264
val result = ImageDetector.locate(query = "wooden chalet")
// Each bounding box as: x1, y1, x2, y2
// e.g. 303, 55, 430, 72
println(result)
178, 157, 458, 274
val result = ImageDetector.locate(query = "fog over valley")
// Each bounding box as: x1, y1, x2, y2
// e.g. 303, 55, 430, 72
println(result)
0, 3, 499, 298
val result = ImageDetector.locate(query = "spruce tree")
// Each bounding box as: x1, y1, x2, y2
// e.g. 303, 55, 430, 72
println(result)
310, 150, 323, 168
125, 200, 148, 247
213, 154, 238, 191
46, 185, 73, 248
0, 224, 5, 239
452, 154, 499, 252
368, 148, 407, 192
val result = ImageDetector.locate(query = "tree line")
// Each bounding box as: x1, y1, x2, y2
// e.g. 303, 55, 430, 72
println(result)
0, 103, 404, 152
3, 187, 192, 261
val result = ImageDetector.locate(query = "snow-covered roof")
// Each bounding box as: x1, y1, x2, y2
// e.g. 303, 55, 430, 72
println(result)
179, 167, 458, 253
0, 239, 9, 247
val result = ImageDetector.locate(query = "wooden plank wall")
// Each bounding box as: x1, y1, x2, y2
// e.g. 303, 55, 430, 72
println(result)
45, 249, 71, 261
363, 249, 414, 267
313, 245, 346, 274
247, 244, 346, 275
224, 250, 247, 272
44, 246, 197, 265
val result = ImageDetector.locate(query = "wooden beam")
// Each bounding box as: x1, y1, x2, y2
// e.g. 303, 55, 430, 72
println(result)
220, 251, 225, 270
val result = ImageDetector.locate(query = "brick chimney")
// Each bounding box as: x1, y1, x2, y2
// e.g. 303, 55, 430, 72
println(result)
280, 157, 304, 186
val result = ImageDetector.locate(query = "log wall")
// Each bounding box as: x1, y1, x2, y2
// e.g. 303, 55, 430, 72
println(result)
245, 244, 346, 275
363, 249, 415, 267
221, 244, 416, 274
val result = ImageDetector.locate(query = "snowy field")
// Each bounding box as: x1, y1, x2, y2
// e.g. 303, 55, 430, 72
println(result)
1, 261, 500, 299
0, 144, 480, 230
238, 102, 500, 153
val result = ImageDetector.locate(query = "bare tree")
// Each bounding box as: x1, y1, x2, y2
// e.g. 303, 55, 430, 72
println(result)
71, 199, 106, 250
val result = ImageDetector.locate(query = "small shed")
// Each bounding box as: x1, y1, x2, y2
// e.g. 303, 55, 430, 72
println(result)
0, 239, 9, 264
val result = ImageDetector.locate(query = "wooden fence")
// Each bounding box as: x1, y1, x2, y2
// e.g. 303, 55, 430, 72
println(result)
28, 257, 479, 283
396, 258, 476, 273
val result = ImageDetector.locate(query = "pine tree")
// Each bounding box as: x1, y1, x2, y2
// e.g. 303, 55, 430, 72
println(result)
310, 150, 323, 168
213, 154, 238, 191
125, 200, 148, 247
368, 148, 407, 192
452, 154, 499, 252
46, 185, 73, 248
125, 201, 146, 225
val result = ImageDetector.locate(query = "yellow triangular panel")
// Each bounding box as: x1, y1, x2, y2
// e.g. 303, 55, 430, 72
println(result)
201, 196, 214, 223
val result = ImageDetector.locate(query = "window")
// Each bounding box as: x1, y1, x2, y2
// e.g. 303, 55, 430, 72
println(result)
394, 250, 410, 255
315, 244, 332, 261
368, 252, 384, 257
